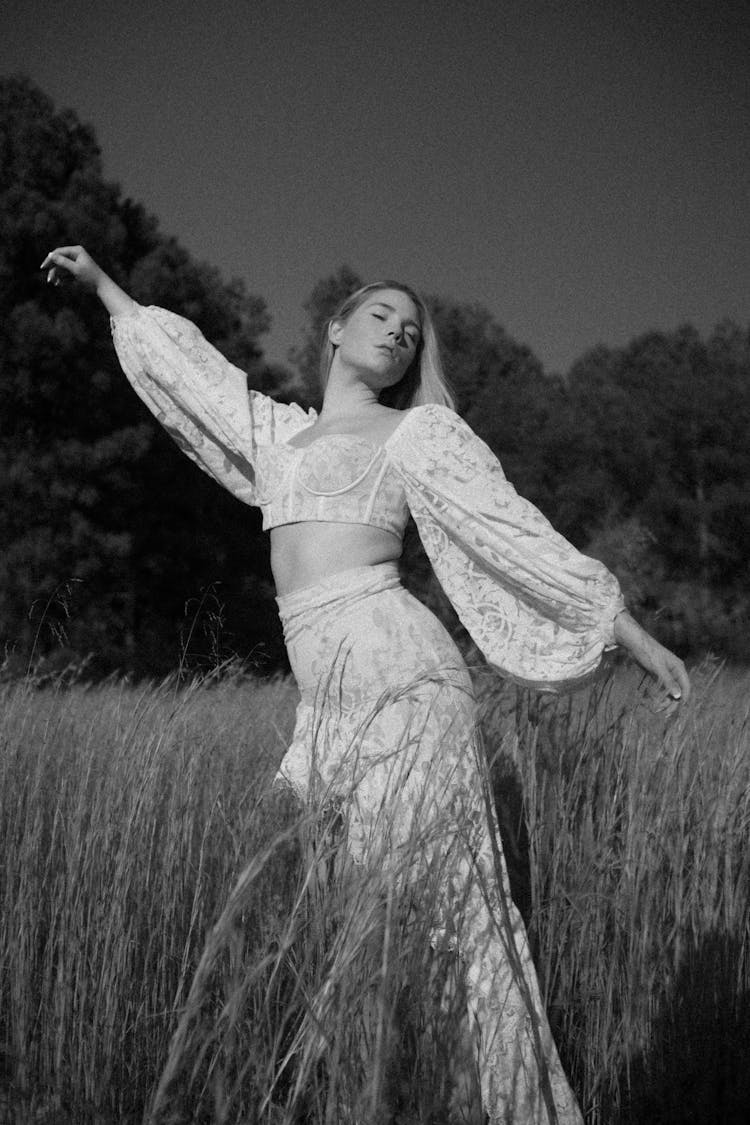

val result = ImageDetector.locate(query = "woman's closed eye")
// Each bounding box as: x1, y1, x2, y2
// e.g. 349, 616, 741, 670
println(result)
373, 312, 418, 347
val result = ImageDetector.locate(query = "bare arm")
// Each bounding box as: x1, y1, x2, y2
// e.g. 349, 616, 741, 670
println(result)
613, 610, 690, 707
40, 246, 136, 318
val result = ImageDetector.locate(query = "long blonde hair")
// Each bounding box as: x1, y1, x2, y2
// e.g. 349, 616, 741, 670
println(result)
318, 282, 455, 411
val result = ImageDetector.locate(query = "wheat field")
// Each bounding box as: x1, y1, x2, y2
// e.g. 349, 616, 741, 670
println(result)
1, 659, 748, 1124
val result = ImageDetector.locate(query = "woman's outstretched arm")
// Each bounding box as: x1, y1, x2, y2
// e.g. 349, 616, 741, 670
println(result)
41, 245, 136, 317
39, 244, 315, 508
389, 404, 691, 706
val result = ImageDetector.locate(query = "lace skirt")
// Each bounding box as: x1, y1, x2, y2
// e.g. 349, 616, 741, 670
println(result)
275, 562, 583, 1125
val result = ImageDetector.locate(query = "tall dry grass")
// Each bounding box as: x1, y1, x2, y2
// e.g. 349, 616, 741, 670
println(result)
0, 672, 299, 1123
1, 660, 749, 1123
479, 660, 750, 1123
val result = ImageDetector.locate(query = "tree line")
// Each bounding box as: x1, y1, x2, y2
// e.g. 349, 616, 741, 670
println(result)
1, 76, 748, 678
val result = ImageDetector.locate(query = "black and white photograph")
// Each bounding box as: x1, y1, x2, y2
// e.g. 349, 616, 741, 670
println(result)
1, 1, 748, 1122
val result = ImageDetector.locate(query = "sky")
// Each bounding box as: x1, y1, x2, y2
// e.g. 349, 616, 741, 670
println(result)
1, 0, 748, 376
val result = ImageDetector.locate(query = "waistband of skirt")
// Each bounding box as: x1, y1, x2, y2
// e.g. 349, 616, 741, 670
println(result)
276, 561, 401, 623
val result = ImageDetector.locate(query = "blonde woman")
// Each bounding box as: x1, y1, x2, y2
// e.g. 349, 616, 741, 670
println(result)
42, 245, 689, 1124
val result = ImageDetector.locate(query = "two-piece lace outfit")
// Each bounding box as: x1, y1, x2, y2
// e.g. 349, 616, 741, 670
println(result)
111, 305, 624, 1124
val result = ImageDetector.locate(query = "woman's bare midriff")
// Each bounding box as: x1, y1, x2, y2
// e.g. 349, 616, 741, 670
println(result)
270, 521, 403, 596
271, 406, 409, 595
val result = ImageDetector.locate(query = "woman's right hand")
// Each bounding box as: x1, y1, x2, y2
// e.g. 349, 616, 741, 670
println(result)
41, 245, 105, 289
40, 246, 136, 318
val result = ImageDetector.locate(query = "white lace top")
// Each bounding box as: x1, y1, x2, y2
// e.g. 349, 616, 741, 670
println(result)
111, 304, 624, 686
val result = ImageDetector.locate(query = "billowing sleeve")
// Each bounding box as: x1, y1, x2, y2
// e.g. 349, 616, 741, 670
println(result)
110, 304, 316, 506
389, 404, 625, 687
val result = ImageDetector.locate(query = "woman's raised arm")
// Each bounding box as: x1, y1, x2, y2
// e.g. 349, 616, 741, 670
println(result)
41, 246, 136, 318
40, 245, 316, 508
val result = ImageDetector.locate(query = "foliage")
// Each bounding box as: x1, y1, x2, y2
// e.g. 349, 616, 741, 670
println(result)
565, 323, 750, 656
428, 297, 569, 514
0, 76, 287, 675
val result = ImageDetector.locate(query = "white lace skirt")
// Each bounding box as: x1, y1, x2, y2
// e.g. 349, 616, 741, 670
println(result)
275, 562, 583, 1125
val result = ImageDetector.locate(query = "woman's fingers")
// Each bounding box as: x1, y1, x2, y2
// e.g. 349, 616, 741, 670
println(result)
647, 654, 690, 713
639, 646, 690, 714
41, 248, 80, 286
659, 665, 682, 700
675, 668, 690, 701
40, 245, 82, 269
664, 655, 690, 702
613, 613, 690, 707
39, 246, 101, 289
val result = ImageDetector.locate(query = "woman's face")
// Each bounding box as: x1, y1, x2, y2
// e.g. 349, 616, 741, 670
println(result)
329, 288, 422, 390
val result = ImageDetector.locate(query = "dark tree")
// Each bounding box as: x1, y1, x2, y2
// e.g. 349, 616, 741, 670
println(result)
426, 298, 565, 514
0, 76, 287, 676
288, 264, 363, 409
565, 323, 750, 655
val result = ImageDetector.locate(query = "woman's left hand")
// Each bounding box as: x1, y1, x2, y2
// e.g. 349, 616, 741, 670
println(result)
613, 611, 690, 711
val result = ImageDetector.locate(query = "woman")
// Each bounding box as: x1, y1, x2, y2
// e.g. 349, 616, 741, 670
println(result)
41, 245, 689, 1124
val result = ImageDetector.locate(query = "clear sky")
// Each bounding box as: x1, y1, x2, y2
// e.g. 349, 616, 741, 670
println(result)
2, 0, 748, 376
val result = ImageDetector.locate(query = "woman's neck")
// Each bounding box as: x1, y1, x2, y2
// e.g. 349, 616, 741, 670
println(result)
319, 367, 382, 421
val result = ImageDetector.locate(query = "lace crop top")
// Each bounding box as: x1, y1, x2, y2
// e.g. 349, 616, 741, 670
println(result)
111, 304, 625, 687
253, 435, 409, 536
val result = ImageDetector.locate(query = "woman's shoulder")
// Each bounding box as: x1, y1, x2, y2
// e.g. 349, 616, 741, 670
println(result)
376, 403, 456, 446
387, 404, 497, 479
389, 402, 463, 442
384, 404, 455, 464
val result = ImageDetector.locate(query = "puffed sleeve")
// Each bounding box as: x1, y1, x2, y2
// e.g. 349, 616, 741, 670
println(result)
389, 404, 625, 687
110, 304, 316, 506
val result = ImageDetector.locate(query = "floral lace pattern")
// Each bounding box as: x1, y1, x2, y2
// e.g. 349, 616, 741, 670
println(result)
253, 436, 410, 535
388, 404, 625, 687
276, 564, 583, 1124
111, 305, 315, 507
